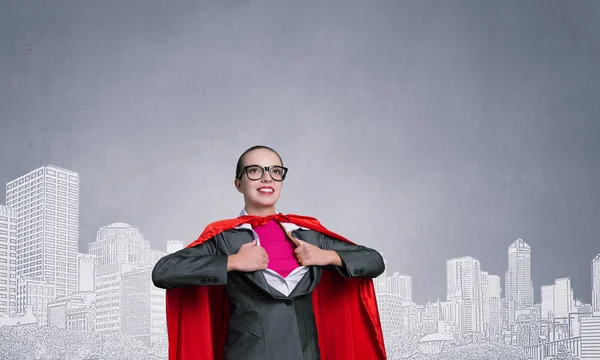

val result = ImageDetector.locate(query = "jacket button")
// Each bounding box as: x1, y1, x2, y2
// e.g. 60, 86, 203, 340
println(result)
284, 300, 292, 306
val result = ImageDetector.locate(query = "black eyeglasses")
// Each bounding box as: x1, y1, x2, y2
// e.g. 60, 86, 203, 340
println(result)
237, 165, 288, 181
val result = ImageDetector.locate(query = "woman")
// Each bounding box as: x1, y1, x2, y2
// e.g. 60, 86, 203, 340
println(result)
152, 145, 387, 360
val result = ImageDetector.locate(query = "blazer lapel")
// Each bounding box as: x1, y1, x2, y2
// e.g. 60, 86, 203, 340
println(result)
223, 226, 274, 297
284, 226, 319, 246
244, 270, 274, 298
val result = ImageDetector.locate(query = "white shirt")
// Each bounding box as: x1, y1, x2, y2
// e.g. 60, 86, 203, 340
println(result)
235, 209, 310, 296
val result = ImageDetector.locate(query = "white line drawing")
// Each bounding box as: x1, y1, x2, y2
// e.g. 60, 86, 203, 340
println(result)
1, 165, 599, 359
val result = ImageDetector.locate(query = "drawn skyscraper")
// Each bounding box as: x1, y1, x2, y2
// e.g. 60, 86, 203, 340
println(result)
541, 278, 574, 320
593, 254, 600, 313
480, 271, 490, 334
447, 256, 483, 334
0, 205, 17, 316
88, 222, 150, 334
488, 275, 502, 335
505, 239, 534, 326
392, 273, 412, 302
77, 253, 95, 293
5, 165, 80, 324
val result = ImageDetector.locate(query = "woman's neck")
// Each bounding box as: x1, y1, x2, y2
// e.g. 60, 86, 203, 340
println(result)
244, 205, 277, 217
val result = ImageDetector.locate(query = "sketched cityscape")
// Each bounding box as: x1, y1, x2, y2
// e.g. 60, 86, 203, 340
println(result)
1, 164, 599, 359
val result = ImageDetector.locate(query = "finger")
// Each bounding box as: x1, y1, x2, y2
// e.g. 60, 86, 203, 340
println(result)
295, 244, 309, 253
296, 246, 309, 256
300, 252, 311, 262
297, 252, 311, 263
299, 258, 311, 266
242, 240, 257, 247
286, 231, 303, 247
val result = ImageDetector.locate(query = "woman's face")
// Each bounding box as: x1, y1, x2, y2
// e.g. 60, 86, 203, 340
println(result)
234, 148, 284, 215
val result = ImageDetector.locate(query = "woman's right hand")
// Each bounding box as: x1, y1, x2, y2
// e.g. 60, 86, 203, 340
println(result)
227, 240, 269, 272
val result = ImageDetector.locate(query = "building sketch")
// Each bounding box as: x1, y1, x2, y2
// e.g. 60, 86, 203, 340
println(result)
6, 166, 80, 301
1, 165, 599, 359
371, 240, 600, 359
0, 205, 17, 317
592, 255, 600, 314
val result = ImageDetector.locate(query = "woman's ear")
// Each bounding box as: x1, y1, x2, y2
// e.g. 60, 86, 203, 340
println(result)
234, 178, 242, 193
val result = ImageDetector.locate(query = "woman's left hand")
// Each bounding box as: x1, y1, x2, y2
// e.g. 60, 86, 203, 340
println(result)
287, 232, 342, 266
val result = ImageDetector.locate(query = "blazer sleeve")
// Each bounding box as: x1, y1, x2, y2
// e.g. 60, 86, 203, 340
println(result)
151, 236, 229, 289
316, 232, 385, 279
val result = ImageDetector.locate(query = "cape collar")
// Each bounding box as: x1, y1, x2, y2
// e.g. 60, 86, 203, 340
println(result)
235, 208, 309, 232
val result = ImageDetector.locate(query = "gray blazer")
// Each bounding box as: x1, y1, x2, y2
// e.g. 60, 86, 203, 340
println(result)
152, 226, 385, 360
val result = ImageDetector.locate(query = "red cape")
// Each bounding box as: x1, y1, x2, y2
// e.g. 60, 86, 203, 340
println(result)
165, 214, 387, 360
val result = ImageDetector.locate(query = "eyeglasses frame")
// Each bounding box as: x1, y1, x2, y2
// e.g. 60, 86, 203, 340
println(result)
236, 164, 288, 181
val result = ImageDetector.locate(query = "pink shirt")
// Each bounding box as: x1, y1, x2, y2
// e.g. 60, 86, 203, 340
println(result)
253, 220, 300, 278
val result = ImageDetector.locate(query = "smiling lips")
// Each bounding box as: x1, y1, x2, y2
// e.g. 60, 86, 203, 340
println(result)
257, 187, 274, 195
